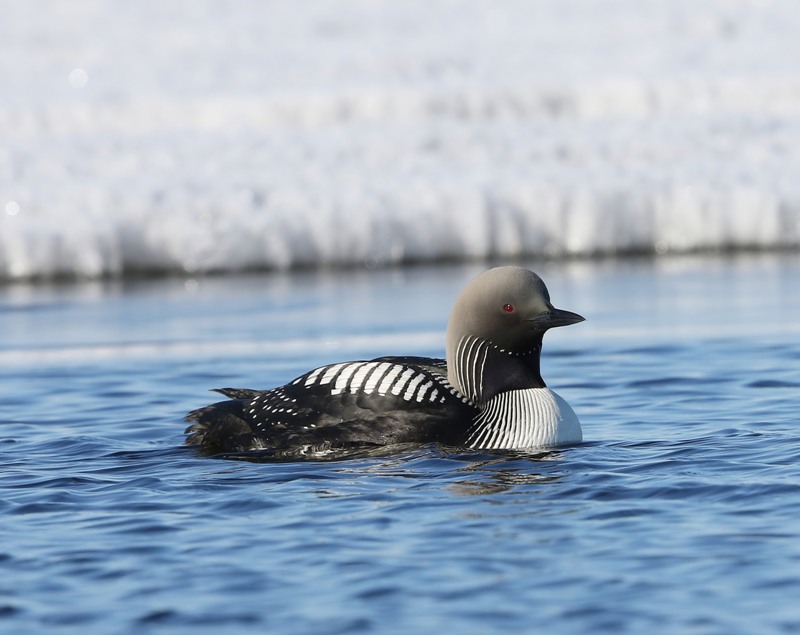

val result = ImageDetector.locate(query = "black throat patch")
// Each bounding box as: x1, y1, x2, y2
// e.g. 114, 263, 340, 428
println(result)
453, 335, 545, 405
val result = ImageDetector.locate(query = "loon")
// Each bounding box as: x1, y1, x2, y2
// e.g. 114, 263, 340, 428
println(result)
185, 266, 584, 455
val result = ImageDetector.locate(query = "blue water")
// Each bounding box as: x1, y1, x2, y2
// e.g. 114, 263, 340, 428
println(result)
2, 255, 800, 634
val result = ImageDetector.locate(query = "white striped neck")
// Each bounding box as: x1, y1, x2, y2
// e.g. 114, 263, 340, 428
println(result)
466, 388, 582, 449
447, 334, 545, 406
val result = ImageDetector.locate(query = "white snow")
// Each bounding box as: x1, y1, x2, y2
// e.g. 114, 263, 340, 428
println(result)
2, 0, 800, 279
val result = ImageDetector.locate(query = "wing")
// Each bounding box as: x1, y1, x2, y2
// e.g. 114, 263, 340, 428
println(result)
185, 357, 475, 454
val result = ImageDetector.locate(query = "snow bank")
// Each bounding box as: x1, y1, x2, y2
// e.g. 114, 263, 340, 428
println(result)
2, 0, 800, 279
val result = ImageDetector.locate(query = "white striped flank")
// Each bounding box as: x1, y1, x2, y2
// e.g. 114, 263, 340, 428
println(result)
403, 373, 426, 401
467, 388, 582, 449
330, 362, 365, 395
391, 368, 417, 396
348, 362, 381, 393
376, 365, 403, 396
362, 362, 393, 394
303, 366, 326, 386
319, 363, 350, 385
298, 359, 455, 404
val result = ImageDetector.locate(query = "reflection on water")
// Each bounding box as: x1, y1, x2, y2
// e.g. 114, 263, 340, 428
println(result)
447, 452, 568, 496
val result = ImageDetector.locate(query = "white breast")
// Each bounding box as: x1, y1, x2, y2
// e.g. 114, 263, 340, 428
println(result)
467, 388, 582, 449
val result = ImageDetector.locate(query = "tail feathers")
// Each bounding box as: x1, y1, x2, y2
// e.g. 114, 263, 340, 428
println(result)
211, 387, 263, 400
184, 397, 257, 453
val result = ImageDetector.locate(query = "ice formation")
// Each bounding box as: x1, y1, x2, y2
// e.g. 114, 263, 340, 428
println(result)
2, 0, 800, 279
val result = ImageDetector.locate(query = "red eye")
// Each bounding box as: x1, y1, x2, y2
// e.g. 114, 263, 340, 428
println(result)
503, 304, 515, 313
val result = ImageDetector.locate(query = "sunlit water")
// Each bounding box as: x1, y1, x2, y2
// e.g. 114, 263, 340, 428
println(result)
2, 255, 800, 634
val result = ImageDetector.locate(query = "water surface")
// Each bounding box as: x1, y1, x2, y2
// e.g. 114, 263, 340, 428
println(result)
2, 255, 800, 634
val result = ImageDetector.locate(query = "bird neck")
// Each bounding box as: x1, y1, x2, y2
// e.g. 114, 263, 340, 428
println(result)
447, 334, 546, 406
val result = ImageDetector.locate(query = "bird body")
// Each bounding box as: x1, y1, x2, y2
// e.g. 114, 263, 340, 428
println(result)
185, 267, 584, 456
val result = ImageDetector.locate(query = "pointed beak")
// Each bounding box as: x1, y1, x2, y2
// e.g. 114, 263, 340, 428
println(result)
527, 306, 585, 329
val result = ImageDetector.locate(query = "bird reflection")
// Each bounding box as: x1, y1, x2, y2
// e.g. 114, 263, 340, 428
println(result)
447, 450, 567, 496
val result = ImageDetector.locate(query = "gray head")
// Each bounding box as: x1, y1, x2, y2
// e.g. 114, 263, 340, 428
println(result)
445, 267, 584, 402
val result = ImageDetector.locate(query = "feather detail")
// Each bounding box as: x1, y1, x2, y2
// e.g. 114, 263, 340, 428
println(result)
466, 388, 582, 449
